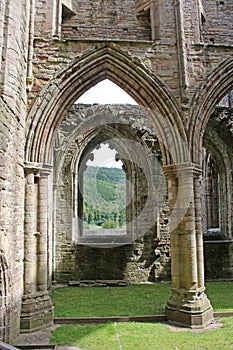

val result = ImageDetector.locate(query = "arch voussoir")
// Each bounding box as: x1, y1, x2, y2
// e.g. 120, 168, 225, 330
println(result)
26, 43, 188, 166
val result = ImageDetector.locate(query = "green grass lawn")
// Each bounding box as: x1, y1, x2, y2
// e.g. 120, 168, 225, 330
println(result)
50, 318, 233, 349
51, 283, 171, 317
51, 282, 233, 349
51, 281, 233, 318
206, 281, 233, 312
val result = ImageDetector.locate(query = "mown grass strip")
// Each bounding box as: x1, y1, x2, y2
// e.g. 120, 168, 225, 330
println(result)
51, 282, 233, 318
50, 317, 233, 349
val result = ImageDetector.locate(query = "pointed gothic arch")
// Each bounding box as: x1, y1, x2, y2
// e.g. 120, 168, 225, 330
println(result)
189, 57, 233, 164
23, 43, 214, 330
25, 43, 188, 166
54, 111, 163, 247
203, 126, 233, 238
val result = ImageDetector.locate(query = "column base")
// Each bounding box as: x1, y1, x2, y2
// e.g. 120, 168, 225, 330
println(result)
166, 291, 214, 329
20, 292, 54, 333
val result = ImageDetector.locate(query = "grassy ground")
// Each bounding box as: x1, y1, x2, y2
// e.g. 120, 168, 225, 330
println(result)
50, 282, 233, 349
51, 281, 233, 318
52, 283, 171, 317
50, 317, 233, 349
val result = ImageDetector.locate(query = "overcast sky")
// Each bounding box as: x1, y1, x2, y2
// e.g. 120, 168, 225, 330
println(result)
78, 79, 136, 168
87, 144, 123, 168
76, 79, 137, 105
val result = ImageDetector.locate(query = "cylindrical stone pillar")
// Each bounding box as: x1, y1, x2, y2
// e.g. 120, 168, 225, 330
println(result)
178, 166, 198, 290
166, 167, 180, 290
194, 170, 205, 290
21, 163, 54, 333
24, 167, 37, 295
164, 163, 213, 328
37, 167, 51, 292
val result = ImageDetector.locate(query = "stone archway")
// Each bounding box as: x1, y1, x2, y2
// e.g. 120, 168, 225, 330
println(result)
53, 104, 167, 282
189, 57, 233, 164
201, 94, 233, 281
203, 131, 232, 238
23, 44, 213, 329
25, 43, 188, 165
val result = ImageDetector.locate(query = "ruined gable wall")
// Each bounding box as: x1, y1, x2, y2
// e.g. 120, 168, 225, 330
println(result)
29, 0, 180, 107
29, 0, 233, 127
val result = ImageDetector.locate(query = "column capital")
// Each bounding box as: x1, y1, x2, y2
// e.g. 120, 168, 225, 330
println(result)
24, 162, 53, 177
39, 164, 53, 177
163, 162, 202, 178
24, 161, 43, 175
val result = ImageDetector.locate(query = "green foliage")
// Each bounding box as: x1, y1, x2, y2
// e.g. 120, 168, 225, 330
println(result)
96, 179, 117, 201
102, 220, 117, 229
83, 166, 126, 228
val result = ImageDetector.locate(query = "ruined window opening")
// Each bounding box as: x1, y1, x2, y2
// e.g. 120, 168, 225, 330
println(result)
135, 0, 160, 41
198, 0, 206, 41
205, 159, 220, 230
201, 12, 206, 27
202, 149, 227, 239
61, 3, 74, 24
79, 143, 127, 237
74, 81, 141, 245
59, 0, 75, 35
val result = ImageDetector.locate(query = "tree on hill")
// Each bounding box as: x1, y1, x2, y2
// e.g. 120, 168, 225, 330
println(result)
83, 166, 126, 228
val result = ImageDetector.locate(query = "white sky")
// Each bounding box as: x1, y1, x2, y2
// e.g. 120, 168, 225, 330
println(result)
76, 79, 137, 105
78, 79, 136, 168
87, 144, 123, 168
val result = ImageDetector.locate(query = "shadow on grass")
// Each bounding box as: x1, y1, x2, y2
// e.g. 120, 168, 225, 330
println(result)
50, 323, 119, 348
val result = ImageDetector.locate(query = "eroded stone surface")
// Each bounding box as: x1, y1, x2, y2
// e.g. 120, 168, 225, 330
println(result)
0, 0, 233, 340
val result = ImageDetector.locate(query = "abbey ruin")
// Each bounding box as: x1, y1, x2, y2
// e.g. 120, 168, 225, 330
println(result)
0, 0, 233, 343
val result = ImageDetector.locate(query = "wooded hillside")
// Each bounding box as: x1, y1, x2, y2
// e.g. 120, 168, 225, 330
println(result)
83, 166, 126, 228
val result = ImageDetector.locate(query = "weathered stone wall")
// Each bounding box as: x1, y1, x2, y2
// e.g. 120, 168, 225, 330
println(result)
29, 0, 233, 113
0, 0, 29, 111
0, 0, 29, 342
0, 98, 25, 341
61, 0, 151, 41
204, 240, 233, 280
55, 234, 171, 284
202, 0, 233, 45
0, 0, 232, 338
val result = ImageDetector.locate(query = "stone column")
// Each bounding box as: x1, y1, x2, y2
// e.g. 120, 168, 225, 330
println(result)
194, 169, 205, 290
24, 166, 37, 295
164, 163, 213, 328
21, 163, 54, 333
37, 167, 51, 292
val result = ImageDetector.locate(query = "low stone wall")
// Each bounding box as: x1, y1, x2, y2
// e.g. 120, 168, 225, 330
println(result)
54, 230, 171, 284
204, 240, 233, 280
